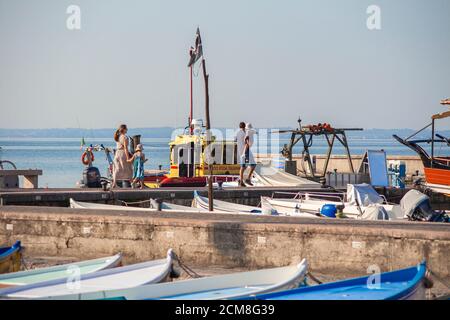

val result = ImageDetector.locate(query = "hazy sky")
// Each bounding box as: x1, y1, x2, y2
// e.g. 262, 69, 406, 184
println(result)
0, 0, 449, 130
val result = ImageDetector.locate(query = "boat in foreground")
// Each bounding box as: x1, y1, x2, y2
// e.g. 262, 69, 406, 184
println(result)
0, 253, 122, 288
0, 241, 22, 275
36, 259, 307, 300
0, 249, 175, 299
245, 261, 427, 300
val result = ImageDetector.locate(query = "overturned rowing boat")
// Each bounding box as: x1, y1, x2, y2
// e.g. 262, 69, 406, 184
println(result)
0, 249, 175, 299
35, 259, 307, 300
0, 254, 122, 288
244, 261, 428, 300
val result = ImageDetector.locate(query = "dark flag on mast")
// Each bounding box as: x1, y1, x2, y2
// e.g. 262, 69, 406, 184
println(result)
188, 28, 203, 67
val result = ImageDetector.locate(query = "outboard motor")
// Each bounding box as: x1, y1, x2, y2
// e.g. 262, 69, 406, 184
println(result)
83, 166, 101, 188
129, 135, 141, 154
409, 200, 448, 222
401, 189, 449, 222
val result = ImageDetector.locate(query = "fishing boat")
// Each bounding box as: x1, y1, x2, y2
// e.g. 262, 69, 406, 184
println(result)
262, 184, 405, 220
144, 128, 240, 188
0, 241, 22, 275
0, 254, 122, 288
144, 29, 240, 188
0, 249, 175, 299
32, 259, 307, 300
245, 261, 427, 300
393, 99, 450, 196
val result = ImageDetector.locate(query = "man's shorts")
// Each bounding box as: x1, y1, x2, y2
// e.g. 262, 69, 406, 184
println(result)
240, 151, 256, 168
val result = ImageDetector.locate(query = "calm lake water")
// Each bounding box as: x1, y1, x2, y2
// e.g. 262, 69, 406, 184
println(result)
0, 135, 447, 188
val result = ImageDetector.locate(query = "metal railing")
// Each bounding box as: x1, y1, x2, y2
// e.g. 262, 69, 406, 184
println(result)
325, 172, 370, 189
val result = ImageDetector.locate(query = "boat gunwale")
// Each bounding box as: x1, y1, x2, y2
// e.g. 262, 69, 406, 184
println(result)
0, 253, 122, 283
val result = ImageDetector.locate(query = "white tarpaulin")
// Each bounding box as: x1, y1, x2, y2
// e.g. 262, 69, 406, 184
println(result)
346, 183, 384, 206
253, 162, 321, 188
360, 205, 390, 220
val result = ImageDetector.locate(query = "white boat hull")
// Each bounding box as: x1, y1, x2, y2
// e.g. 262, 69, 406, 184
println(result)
425, 183, 450, 196
0, 254, 122, 288
70, 198, 206, 213
263, 197, 403, 220
0, 250, 175, 299
37, 259, 308, 300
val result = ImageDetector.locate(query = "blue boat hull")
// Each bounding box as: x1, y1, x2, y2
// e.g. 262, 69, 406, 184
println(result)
0, 241, 22, 275
244, 262, 427, 300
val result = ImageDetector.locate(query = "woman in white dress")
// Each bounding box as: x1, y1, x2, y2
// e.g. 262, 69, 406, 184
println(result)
112, 124, 133, 188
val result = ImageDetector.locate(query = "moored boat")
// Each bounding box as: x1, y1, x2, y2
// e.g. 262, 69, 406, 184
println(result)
263, 184, 405, 220
70, 198, 206, 213
70, 198, 154, 211
0, 249, 175, 299
0, 254, 122, 288
393, 100, 450, 196
192, 191, 277, 215
148, 198, 208, 212
33, 259, 307, 300
244, 261, 427, 300
0, 241, 22, 275
144, 30, 240, 189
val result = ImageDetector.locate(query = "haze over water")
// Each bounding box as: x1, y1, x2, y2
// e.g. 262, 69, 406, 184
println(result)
2, 128, 449, 188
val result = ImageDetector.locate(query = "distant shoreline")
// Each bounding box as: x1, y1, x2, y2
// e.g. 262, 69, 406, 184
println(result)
0, 128, 448, 139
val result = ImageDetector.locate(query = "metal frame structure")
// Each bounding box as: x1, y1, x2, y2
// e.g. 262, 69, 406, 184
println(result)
280, 118, 363, 179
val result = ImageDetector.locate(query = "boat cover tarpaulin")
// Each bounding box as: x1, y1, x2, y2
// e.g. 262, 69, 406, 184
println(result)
360, 206, 389, 220
346, 183, 384, 206
253, 163, 321, 188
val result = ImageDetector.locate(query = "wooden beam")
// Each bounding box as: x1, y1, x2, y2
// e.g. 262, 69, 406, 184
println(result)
0, 170, 42, 176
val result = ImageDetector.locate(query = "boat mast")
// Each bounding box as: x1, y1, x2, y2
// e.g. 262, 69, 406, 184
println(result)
189, 65, 193, 135
187, 28, 213, 210
202, 59, 211, 132
202, 53, 213, 212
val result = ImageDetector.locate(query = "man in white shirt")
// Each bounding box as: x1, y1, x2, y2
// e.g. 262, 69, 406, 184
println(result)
235, 122, 257, 187
236, 122, 247, 187
244, 123, 257, 185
